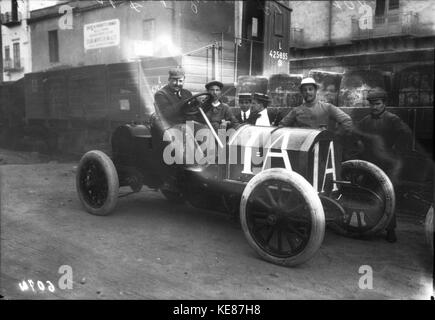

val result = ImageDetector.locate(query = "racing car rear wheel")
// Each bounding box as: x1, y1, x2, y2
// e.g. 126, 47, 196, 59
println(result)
240, 168, 325, 267
328, 160, 395, 237
76, 150, 119, 216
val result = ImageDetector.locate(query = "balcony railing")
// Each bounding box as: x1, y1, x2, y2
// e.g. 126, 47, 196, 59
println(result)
3, 58, 24, 72
352, 12, 420, 39
290, 27, 304, 48
1, 11, 22, 26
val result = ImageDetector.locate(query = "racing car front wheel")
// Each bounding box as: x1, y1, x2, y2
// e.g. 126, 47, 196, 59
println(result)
76, 150, 119, 216
240, 168, 325, 267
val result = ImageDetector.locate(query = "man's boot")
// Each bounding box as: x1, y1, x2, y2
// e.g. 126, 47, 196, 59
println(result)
385, 212, 397, 243
386, 228, 397, 243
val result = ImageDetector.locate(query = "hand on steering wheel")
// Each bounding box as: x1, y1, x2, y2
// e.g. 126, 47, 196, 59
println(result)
181, 93, 213, 116
181, 93, 224, 149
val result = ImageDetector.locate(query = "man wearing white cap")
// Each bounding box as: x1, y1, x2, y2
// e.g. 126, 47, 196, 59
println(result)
279, 77, 353, 134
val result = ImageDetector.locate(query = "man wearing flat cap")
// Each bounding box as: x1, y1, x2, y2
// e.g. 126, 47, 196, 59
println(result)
279, 77, 353, 134
203, 80, 239, 131
154, 67, 193, 127
356, 88, 412, 171
354, 88, 413, 243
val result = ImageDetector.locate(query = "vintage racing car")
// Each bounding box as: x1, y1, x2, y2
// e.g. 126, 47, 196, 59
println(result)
76, 93, 395, 267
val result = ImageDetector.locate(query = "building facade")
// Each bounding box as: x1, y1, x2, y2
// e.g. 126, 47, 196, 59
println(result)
27, 1, 292, 91
1, 0, 66, 82
1, 0, 31, 82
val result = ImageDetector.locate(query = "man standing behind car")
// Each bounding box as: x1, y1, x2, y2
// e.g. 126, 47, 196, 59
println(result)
279, 77, 353, 135
354, 88, 413, 243
154, 67, 193, 127
356, 88, 412, 173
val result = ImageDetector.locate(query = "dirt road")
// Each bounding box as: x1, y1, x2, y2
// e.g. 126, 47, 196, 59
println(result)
0, 160, 433, 299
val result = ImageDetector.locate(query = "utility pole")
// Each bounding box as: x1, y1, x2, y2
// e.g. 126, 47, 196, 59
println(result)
212, 32, 224, 81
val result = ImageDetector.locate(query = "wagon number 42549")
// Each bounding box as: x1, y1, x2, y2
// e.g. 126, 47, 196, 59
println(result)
269, 50, 288, 60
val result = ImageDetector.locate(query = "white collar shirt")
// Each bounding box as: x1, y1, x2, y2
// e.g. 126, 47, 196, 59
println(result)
241, 109, 250, 121
255, 109, 271, 126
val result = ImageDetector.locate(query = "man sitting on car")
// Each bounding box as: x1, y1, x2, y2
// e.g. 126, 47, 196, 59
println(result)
234, 92, 252, 124
154, 67, 193, 128
245, 93, 280, 126
202, 80, 239, 131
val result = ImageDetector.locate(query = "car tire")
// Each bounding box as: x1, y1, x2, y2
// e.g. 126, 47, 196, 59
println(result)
329, 160, 395, 237
240, 168, 325, 267
76, 150, 119, 216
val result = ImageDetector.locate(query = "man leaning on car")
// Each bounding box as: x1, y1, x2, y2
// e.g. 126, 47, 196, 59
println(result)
279, 77, 353, 135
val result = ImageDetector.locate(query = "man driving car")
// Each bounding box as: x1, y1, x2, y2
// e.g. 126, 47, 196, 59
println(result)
154, 67, 193, 127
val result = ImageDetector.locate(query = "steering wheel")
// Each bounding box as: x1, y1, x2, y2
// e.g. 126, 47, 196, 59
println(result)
180, 93, 213, 116
179, 92, 225, 148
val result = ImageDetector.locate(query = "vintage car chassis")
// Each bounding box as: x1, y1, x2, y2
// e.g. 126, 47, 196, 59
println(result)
76, 94, 396, 267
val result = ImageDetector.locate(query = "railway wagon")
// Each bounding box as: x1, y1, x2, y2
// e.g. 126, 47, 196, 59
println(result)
20, 58, 179, 154
0, 79, 25, 149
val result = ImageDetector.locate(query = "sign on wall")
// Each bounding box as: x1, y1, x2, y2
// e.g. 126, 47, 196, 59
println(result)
84, 19, 120, 50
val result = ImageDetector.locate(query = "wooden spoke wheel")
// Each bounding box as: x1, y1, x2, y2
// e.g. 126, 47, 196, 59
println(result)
329, 160, 395, 237
240, 168, 325, 267
76, 150, 119, 216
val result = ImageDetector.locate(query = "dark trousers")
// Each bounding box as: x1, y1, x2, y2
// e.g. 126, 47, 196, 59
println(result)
357, 137, 401, 233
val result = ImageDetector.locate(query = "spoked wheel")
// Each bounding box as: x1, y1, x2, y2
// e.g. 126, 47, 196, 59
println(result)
328, 160, 395, 237
240, 168, 325, 267
76, 150, 119, 216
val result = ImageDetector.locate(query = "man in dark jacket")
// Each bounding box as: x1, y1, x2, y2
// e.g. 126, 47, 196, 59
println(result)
203, 80, 239, 131
234, 93, 252, 124
154, 67, 193, 128
245, 93, 281, 126
355, 88, 413, 243
357, 89, 412, 159
152, 68, 193, 195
